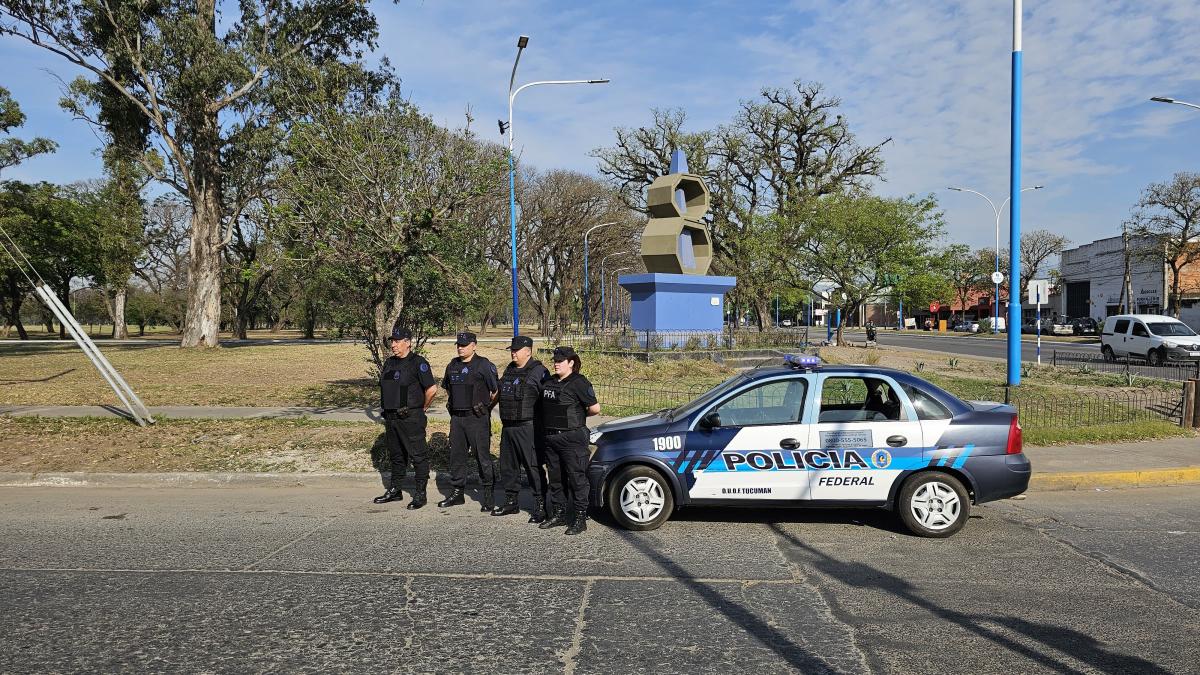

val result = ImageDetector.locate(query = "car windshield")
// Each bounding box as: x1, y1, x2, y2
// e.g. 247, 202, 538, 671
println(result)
670, 373, 748, 419
1148, 322, 1198, 337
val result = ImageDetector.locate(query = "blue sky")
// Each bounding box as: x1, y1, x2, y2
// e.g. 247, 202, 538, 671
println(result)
3, 0, 1199, 254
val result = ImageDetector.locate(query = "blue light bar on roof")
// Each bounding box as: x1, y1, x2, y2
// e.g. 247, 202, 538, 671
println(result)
784, 354, 821, 368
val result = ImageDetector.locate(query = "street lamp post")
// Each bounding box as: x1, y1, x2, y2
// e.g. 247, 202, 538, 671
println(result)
946, 185, 1043, 333
1151, 96, 1200, 111
599, 251, 633, 331
612, 267, 635, 329
582, 221, 618, 333
505, 35, 609, 336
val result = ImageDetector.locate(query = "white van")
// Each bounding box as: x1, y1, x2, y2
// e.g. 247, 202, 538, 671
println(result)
1100, 314, 1200, 365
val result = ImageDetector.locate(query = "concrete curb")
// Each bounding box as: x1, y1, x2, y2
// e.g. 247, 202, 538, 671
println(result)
1028, 466, 1200, 492
5, 467, 1200, 492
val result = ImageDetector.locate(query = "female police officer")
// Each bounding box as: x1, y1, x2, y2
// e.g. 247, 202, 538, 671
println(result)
538, 346, 600, 535
373, 326, 438, 509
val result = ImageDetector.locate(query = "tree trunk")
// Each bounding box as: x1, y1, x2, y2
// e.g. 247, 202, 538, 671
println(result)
180, 103, 224, 348
302, 297, 317, 339
371, 273, 405, 370
102, 286, 130, 339
3, 275, 28, 340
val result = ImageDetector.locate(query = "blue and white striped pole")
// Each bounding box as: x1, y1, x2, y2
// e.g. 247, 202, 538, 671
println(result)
1006, 0, 1024, 386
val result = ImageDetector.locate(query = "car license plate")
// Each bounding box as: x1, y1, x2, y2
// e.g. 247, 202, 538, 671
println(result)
1189, 352, 1200, 358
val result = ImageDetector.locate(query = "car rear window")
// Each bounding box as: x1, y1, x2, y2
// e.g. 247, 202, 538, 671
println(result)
901, 384, 952, 420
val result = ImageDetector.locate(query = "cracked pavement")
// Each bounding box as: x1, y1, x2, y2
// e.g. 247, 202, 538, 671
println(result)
1, 483, 1198, 673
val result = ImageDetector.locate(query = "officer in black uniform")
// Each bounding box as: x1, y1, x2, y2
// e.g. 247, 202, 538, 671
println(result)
538, 346, 600, 535
373, 326, 438, 509
492, 335, 550, 522
438, 331, 500, 511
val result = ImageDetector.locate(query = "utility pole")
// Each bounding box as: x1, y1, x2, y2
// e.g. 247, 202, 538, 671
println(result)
1121, 222, 1134, 313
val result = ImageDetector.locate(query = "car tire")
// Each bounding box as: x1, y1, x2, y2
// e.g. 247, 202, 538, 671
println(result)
1101, 345, 1115, 362
897, 472, 970, 538
1147, 349, 1164, 367
606, 465, 675, 531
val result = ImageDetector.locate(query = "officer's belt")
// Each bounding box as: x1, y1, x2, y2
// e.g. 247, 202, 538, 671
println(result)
544, 426, 585, 436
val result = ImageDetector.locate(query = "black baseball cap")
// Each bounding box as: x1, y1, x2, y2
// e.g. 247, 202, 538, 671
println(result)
552, 346, 577, 362
455, 331, 477, 346
389, 326, 412, 341
508, 335, 533, 351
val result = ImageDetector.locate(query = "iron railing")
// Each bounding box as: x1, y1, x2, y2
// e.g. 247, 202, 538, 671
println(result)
1051, 350, 1200, 383
592, 381, 711, 417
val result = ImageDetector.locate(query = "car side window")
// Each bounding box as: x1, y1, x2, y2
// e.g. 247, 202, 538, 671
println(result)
819, 377, 905, 423
713, 379, 807, 427
1131, 322, 1149, 337
1113, 319, 1129, 334
901, 384, 952, 420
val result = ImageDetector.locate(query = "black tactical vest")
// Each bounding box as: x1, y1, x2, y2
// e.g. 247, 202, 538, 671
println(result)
380, 356, 424, 410
498, 360, 544, 422
541, 375, 585, 431
446, 357, 492, 411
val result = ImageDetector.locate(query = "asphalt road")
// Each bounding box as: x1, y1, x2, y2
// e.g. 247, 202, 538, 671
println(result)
2, 483, 1198, 673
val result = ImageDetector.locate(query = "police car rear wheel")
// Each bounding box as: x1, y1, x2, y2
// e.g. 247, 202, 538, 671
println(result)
898, 473, 969, 538
608, 466, 674, 531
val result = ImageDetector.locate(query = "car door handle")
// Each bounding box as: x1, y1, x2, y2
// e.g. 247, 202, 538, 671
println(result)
779, 438, 801, 450
886, 435, 907, 447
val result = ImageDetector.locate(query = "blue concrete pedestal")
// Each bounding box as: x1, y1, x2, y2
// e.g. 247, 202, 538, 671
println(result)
618, 273, 737, 347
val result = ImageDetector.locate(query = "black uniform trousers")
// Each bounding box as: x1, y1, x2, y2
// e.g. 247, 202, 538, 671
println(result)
499, 421, 545, 499
384, 409, 430, 491
543, 427, 590, 516
448, 411, 494, 489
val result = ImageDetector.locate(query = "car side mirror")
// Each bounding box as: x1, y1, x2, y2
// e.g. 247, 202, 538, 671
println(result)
699, 411, 721, 429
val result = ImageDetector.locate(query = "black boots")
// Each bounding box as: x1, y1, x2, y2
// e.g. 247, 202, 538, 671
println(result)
480, 490, 495, 513
437, 489, 465, 508
564, 514, 588, 536
406, 489, 427, 510
373, 488, 402, 504
528, 498, 546, 524
538, 507, 569, 530
491, 496, 520, 516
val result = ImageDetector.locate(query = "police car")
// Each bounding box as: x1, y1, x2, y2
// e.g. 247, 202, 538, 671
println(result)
586, 355, 1030, 537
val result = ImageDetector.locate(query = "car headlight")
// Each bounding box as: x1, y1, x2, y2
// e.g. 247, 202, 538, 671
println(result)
589, 429, 604, 444
1163, 341, 1177, 348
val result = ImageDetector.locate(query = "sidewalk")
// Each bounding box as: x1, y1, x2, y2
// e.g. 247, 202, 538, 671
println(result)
1, 405, 1195, 492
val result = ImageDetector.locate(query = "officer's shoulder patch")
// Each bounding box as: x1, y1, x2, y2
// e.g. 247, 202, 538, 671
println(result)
419, 363, 429, 372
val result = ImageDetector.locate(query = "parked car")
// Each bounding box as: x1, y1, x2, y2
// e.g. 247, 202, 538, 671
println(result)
1100, 314, 1200, 365
1049, 319, 1074, 336
781, 319, 794, 327
587, 355, 1030, 537
951, 320, 980, 333
1070, 317, 1099, 336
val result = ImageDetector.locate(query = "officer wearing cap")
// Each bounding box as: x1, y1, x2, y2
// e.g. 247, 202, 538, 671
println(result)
438, 331, 500, 511
492, 335, 550, 522
538, 345, 600, 535
373, 326, 438, 509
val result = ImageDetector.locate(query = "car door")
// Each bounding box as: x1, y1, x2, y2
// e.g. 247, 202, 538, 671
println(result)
805, 373, 923, 502
1128, 320, 1152, 358
1107, 318, 1131, 355
686, 375, 812, 501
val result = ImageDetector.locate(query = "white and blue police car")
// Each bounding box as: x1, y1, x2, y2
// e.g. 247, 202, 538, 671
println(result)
587, 355, 1030, 537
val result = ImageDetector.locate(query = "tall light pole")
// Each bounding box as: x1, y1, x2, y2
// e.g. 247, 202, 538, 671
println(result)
582, 221, 618, 333
1008, 0, 1024, 387
600, 250, 633, 331
946, 185, 1043, 333
504, 35, 609, 336
612, 266, 635, 329
1151, 96, 1200, 111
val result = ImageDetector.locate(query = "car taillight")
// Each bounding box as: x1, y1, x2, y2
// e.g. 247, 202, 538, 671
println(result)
1005, 416, 1023, 455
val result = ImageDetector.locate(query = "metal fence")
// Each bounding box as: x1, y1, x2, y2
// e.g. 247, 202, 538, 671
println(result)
592, 378, 1184, 428
1051, 350, 1200, 383
560, 328, 811, 353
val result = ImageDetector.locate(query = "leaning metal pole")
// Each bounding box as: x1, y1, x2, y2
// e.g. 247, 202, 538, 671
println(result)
33, 284, 148, 427
37, 282, 154, 424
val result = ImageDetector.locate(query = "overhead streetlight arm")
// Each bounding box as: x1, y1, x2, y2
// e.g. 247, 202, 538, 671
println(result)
1151, 96, 1200, 111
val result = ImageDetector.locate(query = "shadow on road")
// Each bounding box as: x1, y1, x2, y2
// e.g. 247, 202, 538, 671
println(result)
767, 524, 1171, 675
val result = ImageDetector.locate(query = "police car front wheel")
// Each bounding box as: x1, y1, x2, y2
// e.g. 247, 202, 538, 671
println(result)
607, 466, 674, 531
897, 472, 970, 538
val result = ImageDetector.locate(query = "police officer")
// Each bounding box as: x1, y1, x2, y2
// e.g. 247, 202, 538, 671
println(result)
492, 335, 550, 522
538, 346, 600, 535
439, 331, 499, 511
372, 326, 438, 509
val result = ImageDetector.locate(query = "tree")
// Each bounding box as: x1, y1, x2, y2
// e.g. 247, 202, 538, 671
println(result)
783, 192, 946, 346
2, 0, 382, 347
276, 94, 505, 370
1128, 172, 1200, 317
941, 244, 982, 323
1018, 228, 1069, 298
0, 85, 56, 174
592, 82, 888, 329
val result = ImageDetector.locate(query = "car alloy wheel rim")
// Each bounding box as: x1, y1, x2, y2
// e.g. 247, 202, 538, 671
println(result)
620, 477, 665, 523
909, 481, 961, 531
